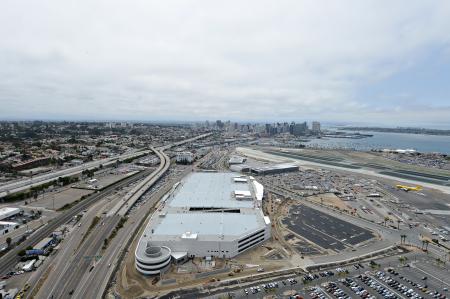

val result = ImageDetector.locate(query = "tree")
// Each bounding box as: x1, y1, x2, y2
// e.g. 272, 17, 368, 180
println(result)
6, 237, 12, 248
400, 234, 407, 244
435, 258, 445, 267
384, 216, 390, 226
369, 260, 379, 269
399, 256, 408, 265
424, 240, 430, 251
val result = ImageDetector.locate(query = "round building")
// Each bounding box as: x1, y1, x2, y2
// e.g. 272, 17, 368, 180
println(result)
135, 242, 171, 275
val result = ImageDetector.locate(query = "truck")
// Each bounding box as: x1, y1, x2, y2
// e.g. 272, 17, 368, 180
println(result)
22, 259, 36, 272
26, 249, 45, 256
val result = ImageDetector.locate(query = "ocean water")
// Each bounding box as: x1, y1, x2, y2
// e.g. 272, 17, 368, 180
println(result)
304, 131, 450, 154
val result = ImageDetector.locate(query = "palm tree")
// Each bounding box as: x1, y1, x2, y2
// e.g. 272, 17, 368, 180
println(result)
435, 258, 444, 267
384, 216, 390, 226
400, 234, 407, 244
424, 240, 430, 251
369, 260, 379, 269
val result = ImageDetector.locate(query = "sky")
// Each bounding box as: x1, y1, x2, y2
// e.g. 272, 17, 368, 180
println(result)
1, 1, 450, 128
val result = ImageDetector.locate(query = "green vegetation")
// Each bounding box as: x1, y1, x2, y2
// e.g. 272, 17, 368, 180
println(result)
102, 216, 128, 250
80, 216, 101, 245
435, 258, 445, 266
57, 194, 88, 211
121, 153, 146, 164
398, 256, 408, 265
1, 176, 79, 203
369, 260, 380, 269
82, 168, 97, 178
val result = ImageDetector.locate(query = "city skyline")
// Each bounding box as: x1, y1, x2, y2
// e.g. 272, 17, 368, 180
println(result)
1, 1, 450, 127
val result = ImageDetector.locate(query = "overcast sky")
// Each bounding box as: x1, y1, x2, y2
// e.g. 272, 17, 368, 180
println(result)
1, 1, 450, 127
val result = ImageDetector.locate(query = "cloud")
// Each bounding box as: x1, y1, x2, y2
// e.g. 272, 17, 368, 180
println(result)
0, 0, 450, 126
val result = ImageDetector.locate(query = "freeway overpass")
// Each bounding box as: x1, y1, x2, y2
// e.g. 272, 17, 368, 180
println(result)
0, 133, 211, 277
43, 148, 171, 298
0, 133, 212, 199
0, 149, 151, 199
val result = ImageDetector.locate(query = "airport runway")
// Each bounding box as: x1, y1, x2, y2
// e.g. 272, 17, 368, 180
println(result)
237, 147, 450, 195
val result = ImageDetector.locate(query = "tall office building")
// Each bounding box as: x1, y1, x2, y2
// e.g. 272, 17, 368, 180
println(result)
312, 121, 321, 134
292, 122, 308, 136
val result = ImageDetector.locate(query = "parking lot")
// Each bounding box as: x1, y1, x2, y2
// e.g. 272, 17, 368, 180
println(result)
204, 253, 450, 299
282, 204, 374, 252
284, 233, 322, 256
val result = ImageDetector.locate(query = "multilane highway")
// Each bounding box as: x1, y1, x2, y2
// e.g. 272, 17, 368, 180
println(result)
0, 149, 152, 198
76, 160, 194, 299
0, 133, 212, 199
0, 165, 156, 275
41, 148, 170, 298
22, 133, 211, 298
1, 134, 211, 273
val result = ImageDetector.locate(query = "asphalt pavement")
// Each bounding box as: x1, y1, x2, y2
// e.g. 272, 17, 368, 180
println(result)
0, 149, 150, 197
28, 136, 207, 298
282, 204, 374, 252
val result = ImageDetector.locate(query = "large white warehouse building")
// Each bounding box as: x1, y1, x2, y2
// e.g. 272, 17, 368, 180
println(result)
135, 172, 271, 275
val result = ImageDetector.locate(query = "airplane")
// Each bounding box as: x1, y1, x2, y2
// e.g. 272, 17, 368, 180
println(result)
395, 184, 422, 192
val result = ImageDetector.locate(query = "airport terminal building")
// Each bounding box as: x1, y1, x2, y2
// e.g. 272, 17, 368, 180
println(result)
135, 172, 271, 275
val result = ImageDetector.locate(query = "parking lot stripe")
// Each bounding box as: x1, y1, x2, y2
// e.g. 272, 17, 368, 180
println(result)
369, 274, 408, 299
411, 263, 450, 288
301, 221, 349, 249
318, 286, 334, 299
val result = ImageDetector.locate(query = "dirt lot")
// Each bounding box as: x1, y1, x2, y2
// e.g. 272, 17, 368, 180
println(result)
26, 187, 93, 210
308, 193, 350, 211
115, 228, 295, 298
114, 191, 312, 298
113, 188, 377, 298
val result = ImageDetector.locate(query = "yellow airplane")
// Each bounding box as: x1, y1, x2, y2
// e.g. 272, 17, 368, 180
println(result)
396, 184, 422, 192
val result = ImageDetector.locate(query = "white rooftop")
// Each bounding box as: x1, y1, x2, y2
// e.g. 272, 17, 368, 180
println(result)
0, 207, 20, 215
142, 172, 267, 243
153, 213, 260, 237
168, 172, 253, 208
0, 207, 21, 220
